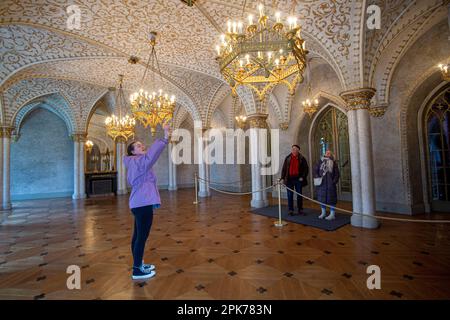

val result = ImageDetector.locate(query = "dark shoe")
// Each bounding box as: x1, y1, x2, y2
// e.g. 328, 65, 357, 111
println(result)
288, 210, 294, 216
298, 209, 305, 215
132, 266, 156, 280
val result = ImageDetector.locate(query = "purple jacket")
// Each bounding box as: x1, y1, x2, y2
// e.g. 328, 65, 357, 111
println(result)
123, 138, 168, 209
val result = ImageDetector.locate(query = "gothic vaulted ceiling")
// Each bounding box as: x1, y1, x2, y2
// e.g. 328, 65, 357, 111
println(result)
0, 0, 446, 132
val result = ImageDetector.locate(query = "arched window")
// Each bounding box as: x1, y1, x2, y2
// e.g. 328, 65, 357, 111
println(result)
425, 87, 450, 205
313, 107, 352, 199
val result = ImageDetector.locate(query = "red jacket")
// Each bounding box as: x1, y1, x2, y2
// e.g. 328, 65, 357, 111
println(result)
281, 153, 309, 186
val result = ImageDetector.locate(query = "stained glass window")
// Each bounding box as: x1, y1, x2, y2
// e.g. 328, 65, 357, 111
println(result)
313, 107, 352, 194
426, 87, 450, 201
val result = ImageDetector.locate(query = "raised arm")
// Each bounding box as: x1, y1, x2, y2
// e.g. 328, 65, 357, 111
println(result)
141, 138, 168, 168
142, 124, 170, 168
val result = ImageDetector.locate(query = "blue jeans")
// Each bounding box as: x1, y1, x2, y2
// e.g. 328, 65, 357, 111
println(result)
286, 178, 303, 211
131, 205, 154, 268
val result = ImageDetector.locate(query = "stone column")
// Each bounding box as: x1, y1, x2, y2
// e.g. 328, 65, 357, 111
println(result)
72, 133, 87, 199
346, 109, 362, 226
248, 113, 269, 208
168, 140, 178, 191
197, 128, 210, 197
1, 127, 13, 210
116, 137, 127, 195
79, 135, 86, 198
340, 88, 379, 229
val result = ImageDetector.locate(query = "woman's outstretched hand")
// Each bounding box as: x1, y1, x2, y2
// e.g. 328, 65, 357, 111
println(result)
163, 123, 170, 140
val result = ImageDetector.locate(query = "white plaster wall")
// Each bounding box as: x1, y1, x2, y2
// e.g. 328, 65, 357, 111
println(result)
372, 19, 450, 214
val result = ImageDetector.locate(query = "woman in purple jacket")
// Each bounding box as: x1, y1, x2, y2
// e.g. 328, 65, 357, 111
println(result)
124, 124, 169, 280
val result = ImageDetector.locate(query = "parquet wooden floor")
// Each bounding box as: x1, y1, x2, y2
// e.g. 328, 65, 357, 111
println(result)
1, 189, 450, 300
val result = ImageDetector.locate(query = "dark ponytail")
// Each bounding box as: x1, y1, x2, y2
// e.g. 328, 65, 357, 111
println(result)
127, 141, 137, 156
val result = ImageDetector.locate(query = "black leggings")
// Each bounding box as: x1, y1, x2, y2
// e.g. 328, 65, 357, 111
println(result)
131, 205, 154, 268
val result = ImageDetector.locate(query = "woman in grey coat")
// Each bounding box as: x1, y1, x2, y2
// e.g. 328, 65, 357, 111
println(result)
314, 150, 340, 220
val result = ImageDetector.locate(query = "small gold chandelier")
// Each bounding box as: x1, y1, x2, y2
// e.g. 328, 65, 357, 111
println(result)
85, 140, 94, 153
302, 84, 319, 117
130, 31, 176, 136
105, 74, 136, 141
215, 3, 308, 101
235, 114, 247, 129
302, 97, 319, 117
439, 63, 450, 81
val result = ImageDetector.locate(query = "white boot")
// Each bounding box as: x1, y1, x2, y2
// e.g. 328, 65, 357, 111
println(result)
318, 207, 327, 219
326, 209, 335, 220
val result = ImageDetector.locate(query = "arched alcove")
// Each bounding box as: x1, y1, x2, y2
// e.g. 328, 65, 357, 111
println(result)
11, 107, 74, 200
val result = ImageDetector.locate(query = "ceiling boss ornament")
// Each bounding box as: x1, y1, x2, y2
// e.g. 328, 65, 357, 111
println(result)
105, 74, 136, 141
130, 31, 176, 136
215, 2, 308, 101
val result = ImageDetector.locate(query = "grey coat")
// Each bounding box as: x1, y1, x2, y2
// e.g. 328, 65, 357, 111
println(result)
314, 158, 340, 205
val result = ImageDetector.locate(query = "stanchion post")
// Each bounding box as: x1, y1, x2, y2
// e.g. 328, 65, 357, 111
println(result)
193, 172, 199, 205
274, 180, 287, 227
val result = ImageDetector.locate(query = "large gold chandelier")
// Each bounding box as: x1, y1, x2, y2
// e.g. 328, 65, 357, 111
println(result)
130, 31, 175, 136
215, 3, 308, 101
105, 74, 136, 141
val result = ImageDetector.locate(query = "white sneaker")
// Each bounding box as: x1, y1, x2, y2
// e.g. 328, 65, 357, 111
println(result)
318, 212, 326, 219
132, 266, 156, 280
142, 262, 155, 271
325, 213, 335, 220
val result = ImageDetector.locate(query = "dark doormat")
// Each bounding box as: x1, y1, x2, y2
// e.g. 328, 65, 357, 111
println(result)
250, 205, 350, 231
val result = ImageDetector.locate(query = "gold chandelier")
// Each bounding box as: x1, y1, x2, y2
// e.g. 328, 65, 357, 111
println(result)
302, 84, 319, 117
105, 74, 136, 141
439, 63, 450, 81
85, 140, 93, 153
130, 31, 175, 136
235, 114, 247, 129
215, 2, 308, 101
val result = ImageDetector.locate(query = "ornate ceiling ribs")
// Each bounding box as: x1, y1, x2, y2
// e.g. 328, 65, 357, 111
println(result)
365, 0, 444, 106
0, 0, 444, 128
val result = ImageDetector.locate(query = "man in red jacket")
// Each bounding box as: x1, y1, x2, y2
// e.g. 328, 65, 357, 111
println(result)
280, 145, 309, 215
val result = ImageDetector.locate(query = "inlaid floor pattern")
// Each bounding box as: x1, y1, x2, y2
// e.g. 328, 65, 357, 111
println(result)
1, 189, 450, 300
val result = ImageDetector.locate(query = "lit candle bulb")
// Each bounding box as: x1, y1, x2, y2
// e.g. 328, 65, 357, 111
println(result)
258, 3, 264, 18
227, 20, 232, 33
164, 93, 168, 100
139, 88, 143, 93
237, 21, 243, 34
216, 45, 221, 55
302, 41, 306, 51
275, 12, 281, 23
293, 17, 297, 28
258, 51, 262, 59
220, 34, 226, 44
275, 59, 279, 67
239, 60, 244, 68
159, 89, 162, 96
248, 14, 254, 25
245, 54, 250, 65
267, 51, 272, 61
233, 21, 237, 33
287, 17, 293, 29
171, 95, 175, 103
